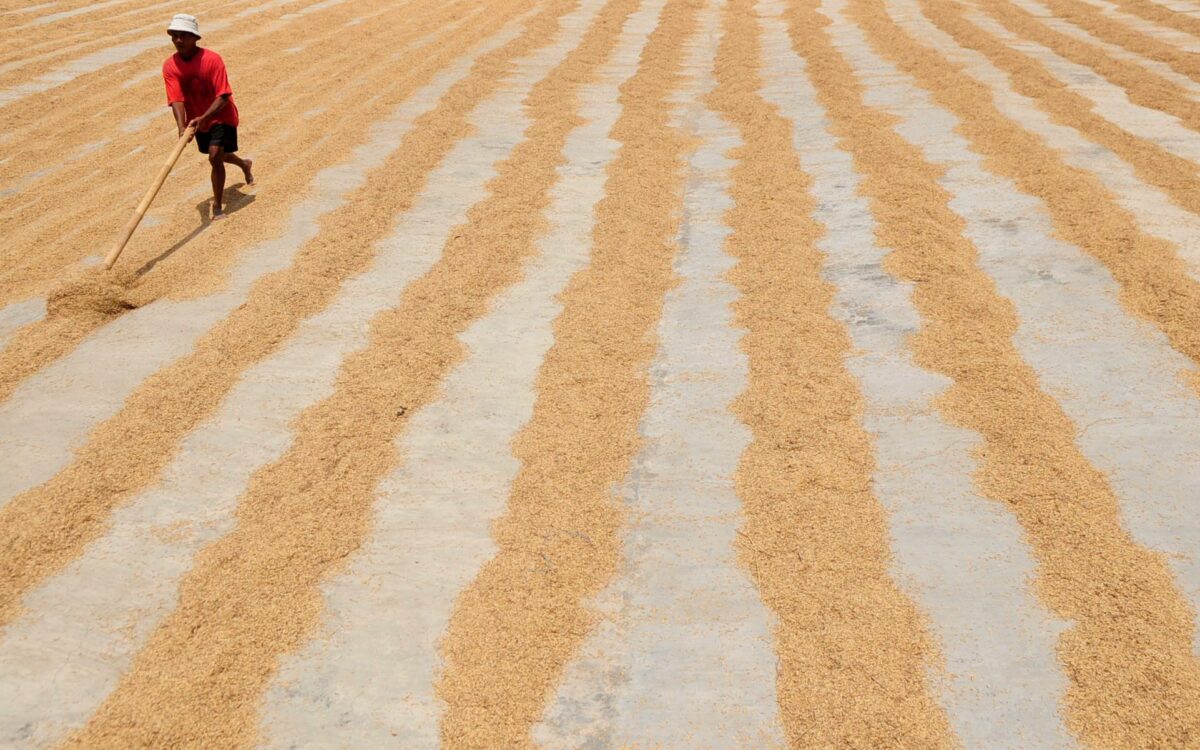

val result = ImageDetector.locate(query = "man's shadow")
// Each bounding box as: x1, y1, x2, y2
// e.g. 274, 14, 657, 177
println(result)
135, 184, 256, 277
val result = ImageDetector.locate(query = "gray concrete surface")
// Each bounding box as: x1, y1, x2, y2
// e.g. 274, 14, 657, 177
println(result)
257, 0, 636, 744
766, 2, 1077, 746
537, 4, 785, 747
828, 0, 1200, 656
0, 14, 500, 508
0, 21, 528, 748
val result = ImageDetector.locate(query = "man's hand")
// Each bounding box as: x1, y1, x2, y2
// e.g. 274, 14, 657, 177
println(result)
186, 116, 207, 132
178, 118, 203, 142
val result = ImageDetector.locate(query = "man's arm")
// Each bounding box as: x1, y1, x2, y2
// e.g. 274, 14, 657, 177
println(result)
164, 65, 192, 140
171, 101, 189, 137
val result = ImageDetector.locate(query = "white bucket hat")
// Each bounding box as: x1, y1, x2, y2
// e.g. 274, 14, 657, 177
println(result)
167, 13, 201, 38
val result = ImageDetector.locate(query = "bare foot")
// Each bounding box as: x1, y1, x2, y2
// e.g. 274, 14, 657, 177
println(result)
242, 157, 254, 186
212, 206, 225, 221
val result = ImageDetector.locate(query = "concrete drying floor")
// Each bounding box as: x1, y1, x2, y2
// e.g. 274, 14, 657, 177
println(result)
1, 0, 1199, 747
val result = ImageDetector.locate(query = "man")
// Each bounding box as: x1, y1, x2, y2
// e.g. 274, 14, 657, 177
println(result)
163, 13, 253, 220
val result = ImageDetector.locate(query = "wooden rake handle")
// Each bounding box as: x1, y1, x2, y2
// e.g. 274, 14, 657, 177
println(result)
104, 125, 196, 270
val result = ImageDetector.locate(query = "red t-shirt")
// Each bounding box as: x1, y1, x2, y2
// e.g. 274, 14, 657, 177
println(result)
162, 48, 239, 131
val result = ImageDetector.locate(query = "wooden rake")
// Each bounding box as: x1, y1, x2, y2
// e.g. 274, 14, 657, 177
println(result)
104, 124, 196, 270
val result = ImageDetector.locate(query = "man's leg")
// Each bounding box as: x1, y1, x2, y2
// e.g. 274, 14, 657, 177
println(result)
208, 143, 226, 218
222, 152, 254, 185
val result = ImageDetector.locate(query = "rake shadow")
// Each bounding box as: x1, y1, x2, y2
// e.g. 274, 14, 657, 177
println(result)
135, 184, 257, 277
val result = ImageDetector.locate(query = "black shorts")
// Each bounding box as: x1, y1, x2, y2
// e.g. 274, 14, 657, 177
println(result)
196, 124, 238, 154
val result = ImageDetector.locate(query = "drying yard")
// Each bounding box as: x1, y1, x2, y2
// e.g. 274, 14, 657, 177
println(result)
2, 0, 1200, 746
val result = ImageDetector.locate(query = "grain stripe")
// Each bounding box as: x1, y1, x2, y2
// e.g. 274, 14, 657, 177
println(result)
536, 3, 785, 745
1003, 0, 1200, 99
55, 2, 619, 747
917, 0, 1200, 380
843, 0, 1200, 743
1088, 0, 1200, 41
906, 1, 1200, 286
0, 2, 536, 627
435, 1, 702, 747
0, 11, 549, 746
710, 0, 958, 745
964, 6, 1200, 165
260, 3, 662, 745
758, 2, 1077, 745
1023, 0, 1200, 84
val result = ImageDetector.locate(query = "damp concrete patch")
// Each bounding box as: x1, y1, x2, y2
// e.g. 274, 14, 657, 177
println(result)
760, 2, 1078, 747
0, 20, 531, 750
829, 0, 1200, 654
537, 4, 785, 748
